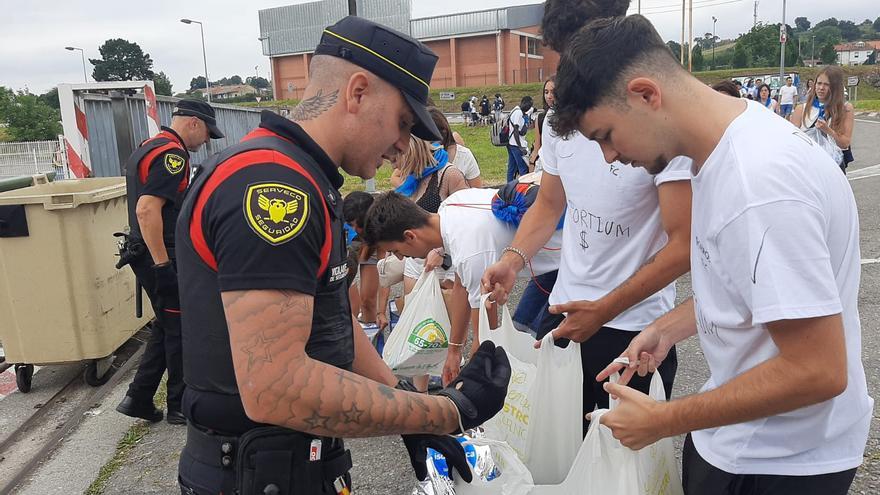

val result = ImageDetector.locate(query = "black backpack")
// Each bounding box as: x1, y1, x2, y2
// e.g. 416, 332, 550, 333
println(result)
461, 101, 470, 112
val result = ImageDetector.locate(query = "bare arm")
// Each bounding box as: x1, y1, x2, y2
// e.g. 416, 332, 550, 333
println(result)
442, 276, 473, 385
660, 314, 847, 437
350, 315, 397, 387
593, 180, 692, 322
829, 103, 855, 149
135, 195, 170, 264
223, 289, 459, 437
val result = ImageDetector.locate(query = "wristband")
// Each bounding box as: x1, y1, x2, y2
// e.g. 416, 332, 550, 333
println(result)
448, 342, 464, 348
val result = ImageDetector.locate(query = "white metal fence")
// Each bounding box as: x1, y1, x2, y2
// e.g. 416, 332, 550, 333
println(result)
0, 137, 69, 179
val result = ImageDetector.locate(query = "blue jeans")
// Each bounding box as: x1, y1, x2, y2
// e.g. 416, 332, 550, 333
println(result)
512, 270, 558, 334
780, 103, 793, 118
506, 145, 529, 182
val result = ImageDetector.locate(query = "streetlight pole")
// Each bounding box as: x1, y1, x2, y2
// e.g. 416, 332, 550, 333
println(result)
712, 16, 717, 70
811, 35, 815, 66
65, 46, 88, 83
258, 35, 275, 100
779, 0, 786, 80
181, 18, 211, 102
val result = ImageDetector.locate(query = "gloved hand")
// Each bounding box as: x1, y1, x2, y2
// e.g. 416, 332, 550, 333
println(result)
401, 434, 473, 483
437, 341, 511, 433
152, 262, 179, 309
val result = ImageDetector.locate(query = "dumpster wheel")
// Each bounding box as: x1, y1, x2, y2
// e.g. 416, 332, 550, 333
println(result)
83, 355, 114, 387
15, 364, 34, 393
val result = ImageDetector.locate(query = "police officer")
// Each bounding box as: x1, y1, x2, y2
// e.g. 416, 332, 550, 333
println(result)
174, 17, 511, 494
116, 100, 224, 425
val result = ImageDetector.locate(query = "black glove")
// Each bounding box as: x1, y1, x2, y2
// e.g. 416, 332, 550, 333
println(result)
152, 262, 179, 309
437, 341, 511, 433
401, 434, 473, 483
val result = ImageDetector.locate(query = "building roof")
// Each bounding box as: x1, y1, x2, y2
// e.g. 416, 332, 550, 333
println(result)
258, 0, 544, 56
834, 40, 880, 52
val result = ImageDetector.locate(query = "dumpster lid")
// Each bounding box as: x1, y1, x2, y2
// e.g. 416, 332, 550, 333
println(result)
0, 178, 126, 210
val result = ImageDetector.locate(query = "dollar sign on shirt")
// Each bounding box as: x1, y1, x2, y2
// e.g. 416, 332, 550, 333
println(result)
579, 231, 590, 251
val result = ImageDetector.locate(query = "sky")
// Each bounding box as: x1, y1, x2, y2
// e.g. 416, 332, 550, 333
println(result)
1, 0, 877, 95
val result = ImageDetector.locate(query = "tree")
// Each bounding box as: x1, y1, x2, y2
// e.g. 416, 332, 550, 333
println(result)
90, 39, 154, 82
874, 16, 880, 32
814, 17, 839, 29
691, 45, 704, 71
866, 50, 876, 65
795, 16, 811, 32
732, 42, 749, 68
153, 71, 172, 96
190, 76, 207, 91
838, 20, 860, 41
811, 25, 842, 48
228, 75, 243, 85
666, 40, 682, 62
38, 88, 59, 110
246, 76, 270, 90
0, 89, 63, 141
820, 42, 838, 65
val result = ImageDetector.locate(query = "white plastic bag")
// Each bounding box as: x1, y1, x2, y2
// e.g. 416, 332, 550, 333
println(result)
457, 372, 683, 495
804, 127, 844, 165
382, 270, 451, 376
477, 295, 582, 484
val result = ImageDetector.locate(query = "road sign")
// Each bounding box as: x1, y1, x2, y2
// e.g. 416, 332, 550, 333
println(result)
779, 25, 787, 43
439, 92, 455, 101
847, 76, 860, 86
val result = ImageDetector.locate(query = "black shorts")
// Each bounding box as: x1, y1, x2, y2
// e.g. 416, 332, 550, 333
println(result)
682, 434, 857, 495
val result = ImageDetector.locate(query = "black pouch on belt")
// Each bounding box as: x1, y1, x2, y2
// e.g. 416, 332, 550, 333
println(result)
235, 426, 352, 495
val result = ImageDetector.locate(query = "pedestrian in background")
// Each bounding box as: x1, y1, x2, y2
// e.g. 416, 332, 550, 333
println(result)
116, 99, 223, 426
778, 76, 798, 119
429, 106, 482, 187
757, 83, 778, 114
505, 95, 533, 182
529, 75, 555, 172
792, 66, 855, 173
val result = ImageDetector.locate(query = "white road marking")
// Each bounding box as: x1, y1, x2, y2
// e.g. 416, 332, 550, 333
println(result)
848, 163, 880, 182
855, 118, 880, 124
863, 259, 880, 265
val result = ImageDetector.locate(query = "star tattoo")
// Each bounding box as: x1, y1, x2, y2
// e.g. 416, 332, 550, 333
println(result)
242, 332, 280, 371
303, 410, 331, 430
341, 403, 365, 424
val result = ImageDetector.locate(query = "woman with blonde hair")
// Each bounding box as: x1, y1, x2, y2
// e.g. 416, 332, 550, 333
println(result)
791, 66, 855, 172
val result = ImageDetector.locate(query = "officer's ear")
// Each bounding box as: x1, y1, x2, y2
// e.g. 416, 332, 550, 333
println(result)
402, 230, 417, 243
344, 72, 372, 115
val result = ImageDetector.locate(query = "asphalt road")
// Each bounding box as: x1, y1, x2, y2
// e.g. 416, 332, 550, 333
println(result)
346, 117, 880, 494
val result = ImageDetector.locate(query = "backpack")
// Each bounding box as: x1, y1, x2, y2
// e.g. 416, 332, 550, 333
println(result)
461, 101, 470, 112
490, 114, 511, 147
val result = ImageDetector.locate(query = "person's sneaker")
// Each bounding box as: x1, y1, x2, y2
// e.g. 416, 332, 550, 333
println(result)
166, 410, 187, 425
116, 396, 163, 422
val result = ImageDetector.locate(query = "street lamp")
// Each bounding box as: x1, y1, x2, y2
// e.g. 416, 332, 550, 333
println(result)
181, 18, 211, 102
712, 17, 717, 70
258, 35, 275, 100
64, 46, 88, 83
811, 35, 816, 67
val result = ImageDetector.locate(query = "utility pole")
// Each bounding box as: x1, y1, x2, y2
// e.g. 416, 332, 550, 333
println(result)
712, 16, 718, 70
688, 0, 694, 72
348, 0, 357, 15
811, 35, 815, 67
753, 1, 759, 29
681, 0, 686, 66
638, 0, 641, 14
779, 0, 786, 80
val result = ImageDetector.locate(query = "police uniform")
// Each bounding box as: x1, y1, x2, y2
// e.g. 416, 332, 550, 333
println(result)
117, 100, 223, 424
174, 16, 443, 495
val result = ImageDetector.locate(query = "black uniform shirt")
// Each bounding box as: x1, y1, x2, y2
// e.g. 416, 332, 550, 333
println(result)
199, 115, 343, 295
141, 126, 190, 204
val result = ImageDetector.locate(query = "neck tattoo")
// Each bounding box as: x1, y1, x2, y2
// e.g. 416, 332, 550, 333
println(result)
290, 89, 339, 122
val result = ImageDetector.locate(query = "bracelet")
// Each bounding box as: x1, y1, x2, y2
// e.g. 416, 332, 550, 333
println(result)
501, 246, 528, 267
441, 395, 467, 435
448, 342, 464, 348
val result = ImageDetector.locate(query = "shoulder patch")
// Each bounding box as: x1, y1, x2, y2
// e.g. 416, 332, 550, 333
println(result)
244, 182, 311, 245
164, 153, 186, 175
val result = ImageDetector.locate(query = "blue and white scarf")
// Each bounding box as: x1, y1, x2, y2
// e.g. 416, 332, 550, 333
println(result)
395, 146, 449, 197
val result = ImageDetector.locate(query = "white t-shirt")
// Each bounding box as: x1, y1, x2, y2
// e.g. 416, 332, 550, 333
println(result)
541, 111, 692, 331
507, 107, 527, 147
689, 100, 872, 475
439, 188, 561, 309
451, 145, 480, 182
779, 84, 798, 105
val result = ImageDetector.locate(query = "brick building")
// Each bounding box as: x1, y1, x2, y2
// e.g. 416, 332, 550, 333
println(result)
258, 0, 558, 100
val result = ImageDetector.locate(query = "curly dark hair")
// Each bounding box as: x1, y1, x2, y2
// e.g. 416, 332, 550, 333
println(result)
541, 0, 631, 52
550, 15, 679, 137
712, 80, 741, 98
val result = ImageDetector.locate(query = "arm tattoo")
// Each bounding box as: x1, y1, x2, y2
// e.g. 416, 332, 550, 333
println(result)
241, 332, 280, 371
290, 89, 339, 122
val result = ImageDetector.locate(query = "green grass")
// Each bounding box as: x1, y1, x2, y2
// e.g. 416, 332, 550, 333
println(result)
854, 99, 880, 112
428, 83, 545, 113
85, 379, 168, 495
340, 123, 511, 195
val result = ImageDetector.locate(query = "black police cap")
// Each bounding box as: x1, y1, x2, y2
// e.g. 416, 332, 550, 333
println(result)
315, 16, 441, 142
173, 99, 225, 139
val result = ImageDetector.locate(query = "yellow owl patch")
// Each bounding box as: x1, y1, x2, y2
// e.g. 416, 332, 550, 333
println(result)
164, 153, 186, 175
244, 183, 310, 245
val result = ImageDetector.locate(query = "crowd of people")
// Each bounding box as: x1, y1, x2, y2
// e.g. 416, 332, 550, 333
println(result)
115, 1, 870, 493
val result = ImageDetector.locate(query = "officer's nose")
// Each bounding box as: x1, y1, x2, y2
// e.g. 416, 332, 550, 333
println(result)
598, 141, 619, 164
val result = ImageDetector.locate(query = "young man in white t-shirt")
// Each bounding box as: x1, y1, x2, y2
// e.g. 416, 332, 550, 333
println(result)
362, 188, 561, 385
506, 96, 533, 182
778, 76, 798, 118
483, 0, 692, 438
551, 13, 871, 494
